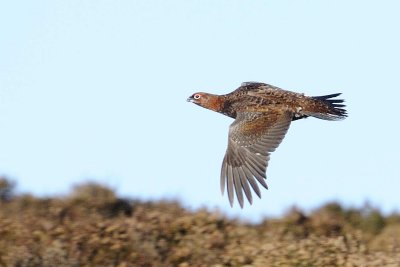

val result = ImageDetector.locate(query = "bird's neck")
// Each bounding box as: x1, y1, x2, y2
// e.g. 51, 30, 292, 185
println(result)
204, 94, 226, 112
204, 94, 236, 118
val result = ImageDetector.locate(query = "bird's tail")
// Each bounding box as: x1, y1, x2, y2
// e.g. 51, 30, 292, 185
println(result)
302, 93, 347, 121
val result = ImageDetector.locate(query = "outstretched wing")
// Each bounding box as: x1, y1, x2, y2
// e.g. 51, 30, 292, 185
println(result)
220, 110, 292, 208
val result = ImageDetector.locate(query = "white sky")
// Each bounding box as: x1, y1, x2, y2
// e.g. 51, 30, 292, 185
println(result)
1, 0, 399, 221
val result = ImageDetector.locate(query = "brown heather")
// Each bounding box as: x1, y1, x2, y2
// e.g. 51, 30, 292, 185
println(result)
0, 177, 399, 267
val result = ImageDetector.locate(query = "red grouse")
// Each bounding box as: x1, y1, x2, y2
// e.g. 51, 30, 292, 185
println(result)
188, 82, 347, 208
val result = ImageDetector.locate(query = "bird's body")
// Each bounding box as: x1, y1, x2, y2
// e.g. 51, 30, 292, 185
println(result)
188, 82, 347, 208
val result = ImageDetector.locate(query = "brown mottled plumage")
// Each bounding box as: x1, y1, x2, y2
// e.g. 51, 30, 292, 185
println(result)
187, 82, 347, 208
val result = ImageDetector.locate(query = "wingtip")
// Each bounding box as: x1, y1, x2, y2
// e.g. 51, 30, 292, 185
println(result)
248, 197, 253, 205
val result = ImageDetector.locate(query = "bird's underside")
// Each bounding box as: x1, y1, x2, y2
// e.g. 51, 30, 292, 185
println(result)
188, 82, 347, 208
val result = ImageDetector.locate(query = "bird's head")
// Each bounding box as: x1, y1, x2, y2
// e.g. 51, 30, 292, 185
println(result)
187, 92, 225, 113
187, 92, 209, 106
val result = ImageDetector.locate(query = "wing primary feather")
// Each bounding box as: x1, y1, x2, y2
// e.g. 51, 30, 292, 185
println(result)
227, 165, 234, 207
245, 161, 269, 189
237, 167, 252, 204
245, 155, 266, 178
245, 151, 266, 173
233, 167, 244, 208
220, 158, 227, 195
245, 172, 261, 198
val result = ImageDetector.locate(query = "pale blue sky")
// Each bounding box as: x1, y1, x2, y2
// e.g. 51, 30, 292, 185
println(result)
1, 0, 399, 221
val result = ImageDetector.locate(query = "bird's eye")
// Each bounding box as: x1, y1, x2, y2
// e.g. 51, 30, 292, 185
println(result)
193, 94, 201, 100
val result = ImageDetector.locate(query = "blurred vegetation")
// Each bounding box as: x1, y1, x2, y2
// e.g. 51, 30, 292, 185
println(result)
0, 176, 399, 266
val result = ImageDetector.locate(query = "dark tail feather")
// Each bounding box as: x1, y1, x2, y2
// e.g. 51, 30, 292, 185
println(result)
304, 93, 348, 121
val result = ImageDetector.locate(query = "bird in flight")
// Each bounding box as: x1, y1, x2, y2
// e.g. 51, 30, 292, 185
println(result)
187, 82, 347, 208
